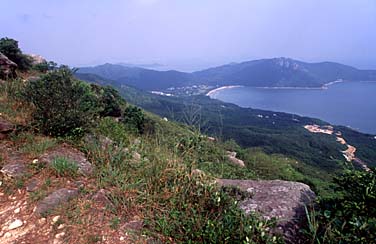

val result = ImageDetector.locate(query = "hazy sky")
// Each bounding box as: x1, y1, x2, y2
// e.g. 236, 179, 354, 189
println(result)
1, 0, 375, 71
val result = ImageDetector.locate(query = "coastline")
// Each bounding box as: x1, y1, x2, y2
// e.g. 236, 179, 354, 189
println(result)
206, 85, 243, 96
206, 80, 376, 96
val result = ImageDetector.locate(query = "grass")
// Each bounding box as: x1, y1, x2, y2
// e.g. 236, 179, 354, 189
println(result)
82, 118, 283, 243
2, 75, 285, 243
50, 157, 79, 177
19, 136, 56, 157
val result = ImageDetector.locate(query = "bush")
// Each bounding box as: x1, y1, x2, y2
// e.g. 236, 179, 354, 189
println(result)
122, 105, 145, 133
0, 37, 32, 70
305, 168, 376, 243
24, 68, 99, 137
33, 61, 57, 73
90, 84, 124, 117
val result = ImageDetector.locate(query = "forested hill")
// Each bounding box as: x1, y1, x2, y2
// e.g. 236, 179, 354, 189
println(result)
76, 72, 376, 197
78, 58, 376, 90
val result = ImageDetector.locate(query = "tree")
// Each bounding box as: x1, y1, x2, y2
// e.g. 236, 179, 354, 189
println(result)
0, 37, 32, 70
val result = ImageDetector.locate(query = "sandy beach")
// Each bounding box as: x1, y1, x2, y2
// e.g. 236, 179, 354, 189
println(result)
206, 85, 243, 96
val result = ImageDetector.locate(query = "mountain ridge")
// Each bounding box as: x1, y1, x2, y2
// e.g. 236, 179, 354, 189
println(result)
78, 57, 376, 91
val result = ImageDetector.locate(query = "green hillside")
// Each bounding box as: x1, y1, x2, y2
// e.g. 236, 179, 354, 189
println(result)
2, 38, 375, 243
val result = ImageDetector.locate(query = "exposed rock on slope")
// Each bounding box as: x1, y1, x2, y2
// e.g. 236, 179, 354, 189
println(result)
39, 144, 93, 176
217, 179, 316, 243
226, 151, 245, 167
0, 118, 14, 139
0, 52, 17, 80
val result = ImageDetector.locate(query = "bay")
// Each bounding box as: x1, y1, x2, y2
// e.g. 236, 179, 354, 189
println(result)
209, 81, 376, 135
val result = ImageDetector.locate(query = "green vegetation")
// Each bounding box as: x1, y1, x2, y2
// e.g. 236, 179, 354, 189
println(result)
1, 62, 283, 243
33, 60, 57, 73
85, 118, 282, 243
2, 39, 375, 243
24, 68, 99, 137
304, 168, 376, 243
50, 157, 79, 177
122, 105, 145, 133
0, 37, 32, 70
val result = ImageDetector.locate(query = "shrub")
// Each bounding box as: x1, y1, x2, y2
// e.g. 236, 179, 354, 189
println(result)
0, 37, 32, 70
33, 61, 57, 73
122, 105, 145, 133
24, 68, 99, 137
304, 168, 376, 243
90, 84, 124, 117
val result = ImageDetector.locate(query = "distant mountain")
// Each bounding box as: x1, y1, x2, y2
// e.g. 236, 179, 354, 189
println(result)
194, 58, 376, 87
78, 63, 193, 90
78, 58, 376, 91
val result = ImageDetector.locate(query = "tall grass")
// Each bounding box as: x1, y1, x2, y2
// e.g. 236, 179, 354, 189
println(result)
82, 118, 283, 243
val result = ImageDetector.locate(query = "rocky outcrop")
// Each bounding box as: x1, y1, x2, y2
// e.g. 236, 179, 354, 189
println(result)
1, 162, 26, 178
226, 151, 245, 167
39, 144, 93, 175
0, 52, 17, 80
35, 188, 79, 216
0, 118, 14, 139
217, 179, 316, 243
28, 54, 46, 65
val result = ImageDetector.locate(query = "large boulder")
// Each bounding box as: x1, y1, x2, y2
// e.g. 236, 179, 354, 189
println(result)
217, 179, 316, 243
0, 52, 17, 79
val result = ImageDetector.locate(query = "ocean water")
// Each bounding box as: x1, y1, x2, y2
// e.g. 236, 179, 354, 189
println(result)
209, 82, 376, 135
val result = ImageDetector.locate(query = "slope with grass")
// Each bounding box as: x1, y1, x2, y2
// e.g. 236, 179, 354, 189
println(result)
1, 51, 290, 243
1, 39, 375, 243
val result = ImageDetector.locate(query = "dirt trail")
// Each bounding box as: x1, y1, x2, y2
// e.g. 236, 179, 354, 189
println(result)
0, 140, 146, 244
304, 124, 370, 171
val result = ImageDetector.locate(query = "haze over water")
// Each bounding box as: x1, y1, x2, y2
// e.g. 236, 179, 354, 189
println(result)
210, 82, 376, 135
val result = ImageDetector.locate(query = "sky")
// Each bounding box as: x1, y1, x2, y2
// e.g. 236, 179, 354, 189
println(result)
1, 0, 375, 71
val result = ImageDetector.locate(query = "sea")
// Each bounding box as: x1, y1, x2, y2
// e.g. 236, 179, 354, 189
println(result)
208, 81, 376, 135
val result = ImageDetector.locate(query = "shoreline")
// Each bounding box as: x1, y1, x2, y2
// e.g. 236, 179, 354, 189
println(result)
205, 80, 376, 96
206, 85, 244, 96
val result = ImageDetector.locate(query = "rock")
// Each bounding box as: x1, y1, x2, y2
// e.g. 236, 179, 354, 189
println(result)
217, 179, 316, 243
226, 151, 245, 167
132, 152, 141, 161
39, 144, 92, 175
14, 207, 20, 214
52, 215, 60, 224
0, 52, 17, 80
56, 232, 65, 238
38, 218, 46, 225
123, 220, 143, 231
8, 219, 23, 230
91, 189, 112, 206
28, 54, 46, 65
191, 168, 205, 177
35, 188, 78, 216
26, 179, 39, 192
207, 136, 216, 141
84, 134, 114, 150
0, 117, 14, 139
1, 162, 26, 178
